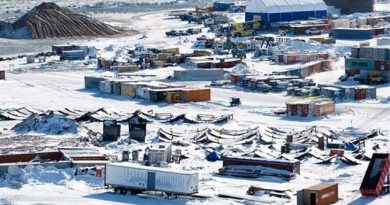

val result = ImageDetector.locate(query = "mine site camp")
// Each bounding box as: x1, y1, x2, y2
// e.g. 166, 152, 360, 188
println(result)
0, 0, 390, 204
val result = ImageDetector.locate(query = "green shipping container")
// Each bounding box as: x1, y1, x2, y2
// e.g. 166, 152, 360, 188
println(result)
345, 58, 375, 70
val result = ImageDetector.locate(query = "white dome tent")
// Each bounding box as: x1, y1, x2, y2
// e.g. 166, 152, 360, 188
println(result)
245, 0, 327, 26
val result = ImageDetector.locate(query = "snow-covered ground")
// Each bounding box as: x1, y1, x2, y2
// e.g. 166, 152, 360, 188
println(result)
0, 3, 390, 205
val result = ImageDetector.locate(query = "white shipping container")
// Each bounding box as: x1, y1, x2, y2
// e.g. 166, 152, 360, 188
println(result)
377, 38, 390, 46
105, 163, 199, 194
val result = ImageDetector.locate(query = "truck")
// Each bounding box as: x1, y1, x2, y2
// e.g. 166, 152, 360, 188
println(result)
231, 20, 261, 37
105, 163, 199, 196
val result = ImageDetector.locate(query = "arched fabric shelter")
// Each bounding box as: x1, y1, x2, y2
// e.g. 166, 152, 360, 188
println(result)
245, 0, 327, 25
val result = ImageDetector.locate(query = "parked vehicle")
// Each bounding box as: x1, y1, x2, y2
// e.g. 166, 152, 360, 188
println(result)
187, 28, 202, 35
105, 163, 199, 196
166, 30, 180, 37
305, 28, 322, 35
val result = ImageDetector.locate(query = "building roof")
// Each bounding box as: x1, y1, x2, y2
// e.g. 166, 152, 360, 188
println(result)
246, 0, 327, 13
305, 182, 338, 191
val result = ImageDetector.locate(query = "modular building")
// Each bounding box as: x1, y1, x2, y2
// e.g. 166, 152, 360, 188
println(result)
105, 163, 199, 195
245, 0, 327, 26
302, 183, 338, 205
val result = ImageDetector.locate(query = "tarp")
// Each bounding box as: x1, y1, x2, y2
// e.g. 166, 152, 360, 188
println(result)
345, 142, 358, 151
206, 151, 221, 161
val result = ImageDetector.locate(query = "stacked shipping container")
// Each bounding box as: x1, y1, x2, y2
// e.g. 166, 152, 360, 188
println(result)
275, 53, 329, 65
346, 46, 390, 82
286, 97, 335, 117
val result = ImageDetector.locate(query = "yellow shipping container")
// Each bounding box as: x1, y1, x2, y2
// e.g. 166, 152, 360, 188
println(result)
166, 91, 182, 103
162, 48, 180, 55
117, 65, 139, 73
121, 82, 144, 97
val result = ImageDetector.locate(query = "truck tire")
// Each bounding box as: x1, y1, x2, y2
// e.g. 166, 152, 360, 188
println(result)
114, 187, 121, 194
120, 188, 127, 195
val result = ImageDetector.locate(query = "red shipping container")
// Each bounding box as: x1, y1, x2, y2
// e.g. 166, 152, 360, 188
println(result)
355, 88, 367, 100
360, 153, 390, 197
231, 74, 239, 84
289, 104, 298, 116
345, 69, 361, 76
375, 60, 390, 71
300, 104, 309, 116
330, 149, 344, 156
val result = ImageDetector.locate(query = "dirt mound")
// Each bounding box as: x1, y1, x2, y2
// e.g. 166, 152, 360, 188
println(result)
0, 2, 126, 39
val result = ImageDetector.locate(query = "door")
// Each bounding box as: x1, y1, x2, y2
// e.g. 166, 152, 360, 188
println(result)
310, 192, 316, 205
147, 172, 156, 190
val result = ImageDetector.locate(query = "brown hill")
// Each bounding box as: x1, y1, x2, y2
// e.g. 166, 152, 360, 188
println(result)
1, 2, 126, 39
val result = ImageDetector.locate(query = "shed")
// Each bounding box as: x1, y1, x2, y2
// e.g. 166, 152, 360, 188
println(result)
245, 0, 327, 26
302, 183, 338, 205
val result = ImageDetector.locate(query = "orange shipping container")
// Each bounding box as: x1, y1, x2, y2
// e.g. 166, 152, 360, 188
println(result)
182, 89, 211, 102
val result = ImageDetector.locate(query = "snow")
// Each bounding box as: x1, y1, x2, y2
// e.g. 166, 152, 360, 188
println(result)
0, 2, 389, 205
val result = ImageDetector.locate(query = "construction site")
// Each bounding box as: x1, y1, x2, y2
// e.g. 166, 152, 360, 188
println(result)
0, 0, 389, 205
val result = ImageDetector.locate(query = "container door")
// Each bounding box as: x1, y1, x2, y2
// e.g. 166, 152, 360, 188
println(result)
147, 172, 156, 190
310, 192, 316, 205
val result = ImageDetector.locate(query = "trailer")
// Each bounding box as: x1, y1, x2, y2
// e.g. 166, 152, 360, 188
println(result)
105, 163, 199, 196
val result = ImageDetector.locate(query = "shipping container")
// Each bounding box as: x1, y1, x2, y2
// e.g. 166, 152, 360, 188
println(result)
105, 163, 199, 195
149, 89, 167, 102
377, 38, 390, 46
330, 20, 350, 28
222, 156, 300, 174
345, 58, 376, 70
315, 101, 335, 116
355, 87, 367, 100
182, 89, 211, 102
85, 76, 106, 89
174, 69, 225, 81
345, 68, 361, 76
60, 50, 86, 60
117, 65, 139, 73
303, 183, 338, 205
166, 90, 182, 103
333, 28, 373, 40
99, 80, 114, 94
290, 24, 331, 35
121, 82, 144, 97
366, 87, 377, 99
0, 70, 5, 80
148, 143, 172, 165
375, 60, 390, 71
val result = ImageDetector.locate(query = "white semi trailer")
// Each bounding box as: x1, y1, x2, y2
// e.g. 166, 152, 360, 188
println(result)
105, 163, 199, 195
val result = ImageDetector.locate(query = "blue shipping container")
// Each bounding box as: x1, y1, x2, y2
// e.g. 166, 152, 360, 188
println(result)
333, 29, 373, 40
213, 2, 234, 11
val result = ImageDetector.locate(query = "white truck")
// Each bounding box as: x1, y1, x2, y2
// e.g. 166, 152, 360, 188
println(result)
105, 163, 199, 196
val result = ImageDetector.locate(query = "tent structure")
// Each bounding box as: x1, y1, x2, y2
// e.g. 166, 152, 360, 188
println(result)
245, 0, 327, 26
